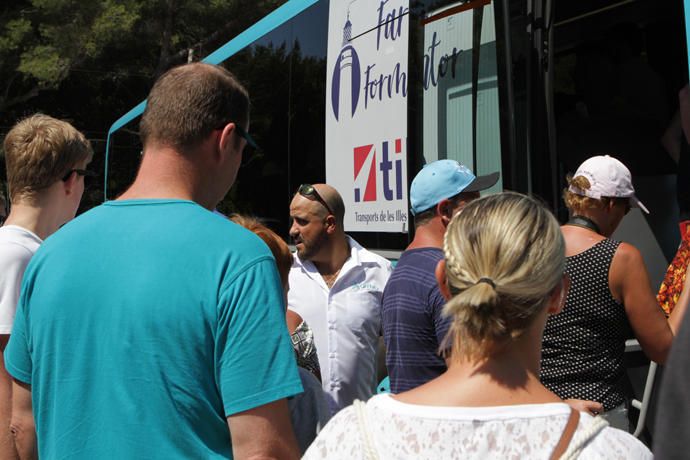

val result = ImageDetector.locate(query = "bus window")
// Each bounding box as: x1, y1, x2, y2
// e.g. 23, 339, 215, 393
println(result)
419, 1, 503, 195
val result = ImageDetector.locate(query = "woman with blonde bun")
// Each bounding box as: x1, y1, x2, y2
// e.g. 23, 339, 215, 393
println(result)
304, 192, 650, 459
540, 155, 690, 431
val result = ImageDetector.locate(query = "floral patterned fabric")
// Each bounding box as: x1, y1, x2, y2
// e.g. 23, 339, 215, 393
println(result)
657, 222, 690, 315
303, 394, 651, 459
291, 320, 321, 380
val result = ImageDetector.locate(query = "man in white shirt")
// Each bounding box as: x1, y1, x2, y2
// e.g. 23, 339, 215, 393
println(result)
288, 184, 392, 414
0, 114, 93, 457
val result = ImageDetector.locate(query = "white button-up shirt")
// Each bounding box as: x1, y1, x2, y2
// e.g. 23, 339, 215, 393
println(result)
288, 236, 392, 413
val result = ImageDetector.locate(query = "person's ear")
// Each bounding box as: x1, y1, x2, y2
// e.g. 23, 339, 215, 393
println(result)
435, 259, 452, 300
62, 171, 79, 196
606, 199, 617, 213
324, 214, 337, 234
437, 199, 454, 226
216, 122, 237, 161
547, 274, 570, 314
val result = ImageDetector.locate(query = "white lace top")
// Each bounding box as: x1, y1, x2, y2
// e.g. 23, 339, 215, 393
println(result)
303, 394, 651, 459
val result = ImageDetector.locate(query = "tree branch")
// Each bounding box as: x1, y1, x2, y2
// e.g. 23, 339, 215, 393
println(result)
154, 0, 176, 77
0, 85, 40, 113
158, 17, 241, 70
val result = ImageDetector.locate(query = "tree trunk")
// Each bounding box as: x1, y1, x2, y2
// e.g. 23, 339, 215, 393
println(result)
155, 0, 175, 77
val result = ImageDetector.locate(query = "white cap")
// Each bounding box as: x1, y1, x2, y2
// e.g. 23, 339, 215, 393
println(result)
568, 155, 649, 214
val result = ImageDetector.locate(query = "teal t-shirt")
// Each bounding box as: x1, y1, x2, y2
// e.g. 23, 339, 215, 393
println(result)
5, 200, 303, 459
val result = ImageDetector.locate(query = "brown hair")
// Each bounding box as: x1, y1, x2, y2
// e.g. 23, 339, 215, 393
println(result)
230, 215, 293, 287
563, 175, 627, 212
442, 192, 565, 360
139, 63, 250, 153
3, 114, 93, 203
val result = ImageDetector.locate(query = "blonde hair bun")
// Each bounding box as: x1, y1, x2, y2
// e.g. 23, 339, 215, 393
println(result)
442, 192, 565, 358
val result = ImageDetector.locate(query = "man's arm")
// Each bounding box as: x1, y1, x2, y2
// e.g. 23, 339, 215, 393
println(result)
9, 380, 35, 460
0, 336, 18, 459
227, 398, 300, 459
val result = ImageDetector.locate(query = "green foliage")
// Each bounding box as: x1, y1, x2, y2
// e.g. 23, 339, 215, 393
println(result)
0, 18, 31, 51
17, 44, 68, 87
83, 2, 142, 58
0, 0, 285, 113
0, 0, 144, 109
0, 0, 291, 212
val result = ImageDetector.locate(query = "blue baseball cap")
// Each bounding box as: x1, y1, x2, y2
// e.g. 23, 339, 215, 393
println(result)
410, 160, 500, 215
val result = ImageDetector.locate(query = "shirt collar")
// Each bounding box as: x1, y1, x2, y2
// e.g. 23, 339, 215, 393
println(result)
293, 235, 371, 275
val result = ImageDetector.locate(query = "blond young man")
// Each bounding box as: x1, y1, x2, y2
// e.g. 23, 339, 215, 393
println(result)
0, 114, 93, 458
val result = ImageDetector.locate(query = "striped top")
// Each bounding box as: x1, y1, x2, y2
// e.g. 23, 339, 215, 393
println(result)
541, 238, 632, 411
382, 248, 451, 393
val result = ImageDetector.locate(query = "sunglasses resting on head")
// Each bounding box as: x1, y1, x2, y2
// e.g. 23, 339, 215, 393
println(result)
298, 184, 334, 215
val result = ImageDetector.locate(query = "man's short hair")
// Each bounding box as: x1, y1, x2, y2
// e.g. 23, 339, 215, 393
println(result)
413, 191, 458, 228
413, 206, 436, 228
140, 63, 250, 153
3, 114, 93, 203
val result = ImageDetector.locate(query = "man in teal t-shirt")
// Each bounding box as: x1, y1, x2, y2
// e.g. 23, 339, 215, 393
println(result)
4, 63, 303, 459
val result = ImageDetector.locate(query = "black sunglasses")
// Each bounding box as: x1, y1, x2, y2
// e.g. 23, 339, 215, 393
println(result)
234, 124, 258, 150
298, 184, 334, 215
62, 169, 98, 182
216, 122, 260, 167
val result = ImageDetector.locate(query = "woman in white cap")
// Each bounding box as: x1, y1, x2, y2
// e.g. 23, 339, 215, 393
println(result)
541, 155, 690, 431
304, 192, 650, 459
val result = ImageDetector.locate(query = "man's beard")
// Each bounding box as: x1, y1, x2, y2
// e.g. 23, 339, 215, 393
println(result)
296, 232, 326, 260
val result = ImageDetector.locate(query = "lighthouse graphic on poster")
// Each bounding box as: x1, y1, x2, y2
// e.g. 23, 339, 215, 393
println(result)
331, 12, 361, 121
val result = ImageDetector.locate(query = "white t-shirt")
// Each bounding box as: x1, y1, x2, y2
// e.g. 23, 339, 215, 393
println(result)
288, 237, 392, 413
0, 225, 42, 334
303, 394, 652, 459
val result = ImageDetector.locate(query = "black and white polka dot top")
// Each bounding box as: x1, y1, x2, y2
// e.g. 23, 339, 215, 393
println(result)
540, 238, 633, 411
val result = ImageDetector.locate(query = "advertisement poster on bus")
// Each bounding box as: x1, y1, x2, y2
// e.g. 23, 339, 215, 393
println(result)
325, 0, 410, 233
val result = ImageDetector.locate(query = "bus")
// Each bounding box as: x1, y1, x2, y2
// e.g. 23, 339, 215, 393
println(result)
105, 0, 689, 440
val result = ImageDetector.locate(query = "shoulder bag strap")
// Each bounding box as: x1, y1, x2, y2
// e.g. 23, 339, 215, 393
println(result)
354, 399, 379, 460
560, 416, 609, 460
550, 408, 580, 460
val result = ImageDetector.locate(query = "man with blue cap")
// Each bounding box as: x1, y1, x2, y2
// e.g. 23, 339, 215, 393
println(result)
381, 160, 499, 393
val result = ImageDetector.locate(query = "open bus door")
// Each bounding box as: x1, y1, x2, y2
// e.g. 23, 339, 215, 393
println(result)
540, 0, 689, 443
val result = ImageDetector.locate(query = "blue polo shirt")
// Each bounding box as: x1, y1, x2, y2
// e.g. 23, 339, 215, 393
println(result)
381, 247, 451, 393
5, 199, 302, 459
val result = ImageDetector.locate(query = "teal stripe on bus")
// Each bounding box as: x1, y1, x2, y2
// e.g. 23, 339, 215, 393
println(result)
104, 0, 321, 199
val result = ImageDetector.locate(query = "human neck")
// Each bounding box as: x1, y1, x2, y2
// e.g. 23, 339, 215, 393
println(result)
449, 340, 540, 382
312, 234, 350, 275
438, 354, 554, 407
434, 334, 556, 406
395, 331, 559, 408
452, 317, 549, 388
567, 215, 601, 234
567, 209, 610, 237
407, 218, 445, 250
4, 199, 63, 240
119, 147, 217, 210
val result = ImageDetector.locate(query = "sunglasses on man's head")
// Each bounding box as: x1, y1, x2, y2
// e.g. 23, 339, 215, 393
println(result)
298, 184, 334, 215
62, 169, 98, 182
